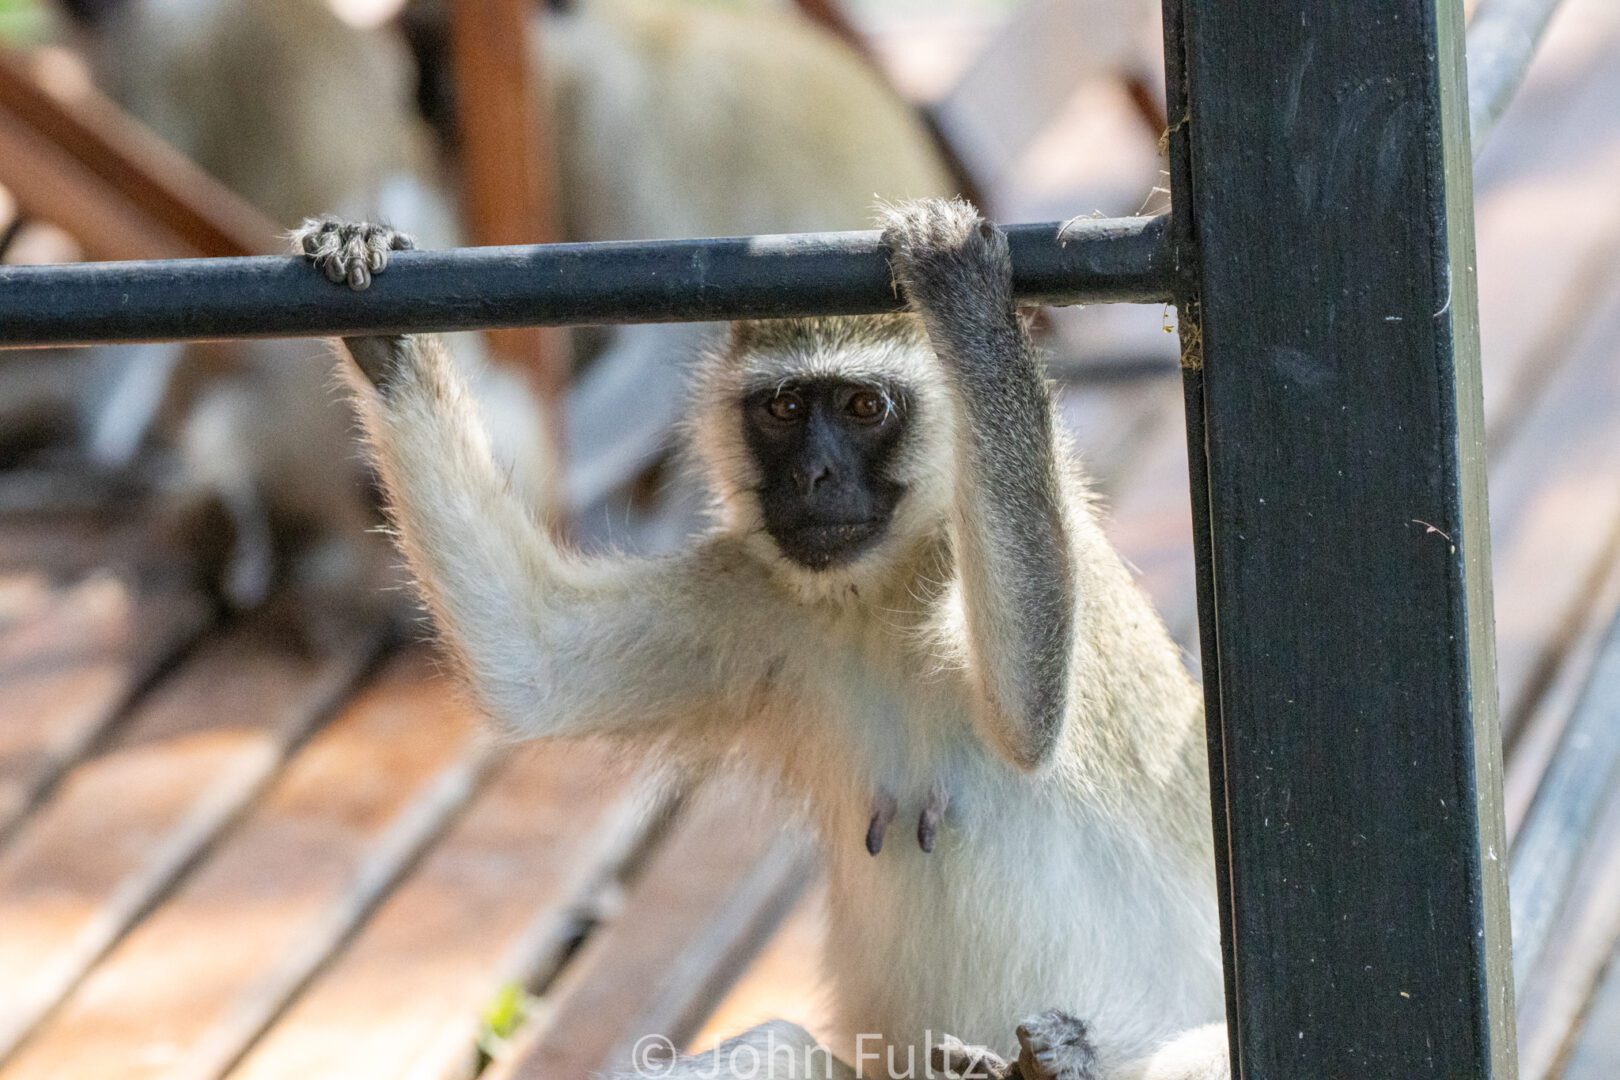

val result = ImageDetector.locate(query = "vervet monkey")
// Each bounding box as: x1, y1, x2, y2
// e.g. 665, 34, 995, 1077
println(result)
50, 0, 549, 619
44, 0, 951, 611
296, 200, 1231, 1080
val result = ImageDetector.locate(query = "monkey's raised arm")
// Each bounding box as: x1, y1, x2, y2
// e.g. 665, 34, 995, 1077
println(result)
882, 201, 1076, 771
347, 328, 798, 744
301, 220, 791, 747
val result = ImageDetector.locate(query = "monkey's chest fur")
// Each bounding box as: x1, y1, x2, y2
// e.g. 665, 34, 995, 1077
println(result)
759, 609, 1224, 1066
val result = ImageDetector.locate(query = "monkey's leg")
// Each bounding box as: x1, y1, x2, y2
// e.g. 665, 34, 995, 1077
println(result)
1112, 1024, 1229, 1080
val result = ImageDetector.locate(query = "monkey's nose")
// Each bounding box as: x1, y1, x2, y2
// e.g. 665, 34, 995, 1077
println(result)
796, 461, 833, 493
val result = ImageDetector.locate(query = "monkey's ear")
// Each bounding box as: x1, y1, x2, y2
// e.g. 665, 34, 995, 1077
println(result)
54, 0, 131, 26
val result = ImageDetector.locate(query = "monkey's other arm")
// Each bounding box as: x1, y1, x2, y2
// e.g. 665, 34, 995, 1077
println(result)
880, 200, 1076, 771
296, 219, 791, 744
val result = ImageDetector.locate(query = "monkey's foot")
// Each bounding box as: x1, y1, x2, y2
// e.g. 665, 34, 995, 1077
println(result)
931, 1034, 1012, 1079
294, 216, 414, 291
1012, 1010, 1099, 1080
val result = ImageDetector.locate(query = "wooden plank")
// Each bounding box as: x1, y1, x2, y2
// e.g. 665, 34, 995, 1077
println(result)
1503, 536, 1620, 841
0, 649, 492, 1080
0, 51, 274, 257
0, 610, 379, 1063
1165, 1, 1514, 1075
0, 514, 130, 577
448, 0, 568, 397
1507, 603, 1620, 1069
1558, 931, 1620, 1079
0, 571, 209, 846
933, 0, 1152, 188
225, 741, 648, 1080
1467, 0, 1573, 150
0, 103, 201, 262
0, 650, 495, 1080
496, 782, 812, 1080
687, 884, 830, 1057
1473, 0, 1620, 451
1508, 788, 1620, 1079
1484, 283, 1620, 739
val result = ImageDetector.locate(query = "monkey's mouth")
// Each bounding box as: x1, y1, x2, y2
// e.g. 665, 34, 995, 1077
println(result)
773, 519, 886, 570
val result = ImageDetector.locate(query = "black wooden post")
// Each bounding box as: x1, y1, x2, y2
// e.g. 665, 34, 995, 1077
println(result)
1162, 1, 1517, 1076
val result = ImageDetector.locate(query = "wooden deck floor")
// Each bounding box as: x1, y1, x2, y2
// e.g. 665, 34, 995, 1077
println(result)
4, 3, 1620, 1077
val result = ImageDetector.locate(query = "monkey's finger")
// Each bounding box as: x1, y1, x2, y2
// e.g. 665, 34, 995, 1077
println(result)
346, 261, 371, 291
321, 255, 347, 284
364, 229, 394, 272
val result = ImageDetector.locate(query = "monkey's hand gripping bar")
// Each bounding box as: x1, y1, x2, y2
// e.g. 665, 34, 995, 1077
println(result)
0, 216, 1171, 349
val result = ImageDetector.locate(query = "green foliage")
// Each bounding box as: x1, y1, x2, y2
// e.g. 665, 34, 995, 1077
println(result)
0, 0, 49, 46
475, 981, 540, 1063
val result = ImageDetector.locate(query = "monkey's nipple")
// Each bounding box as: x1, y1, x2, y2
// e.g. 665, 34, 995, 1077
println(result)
918, 781, 951, 854
866, 791, 898, 856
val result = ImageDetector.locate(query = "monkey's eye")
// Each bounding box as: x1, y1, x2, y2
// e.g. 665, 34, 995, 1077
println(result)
847, 390, 886, 422
766, 391, 805, 422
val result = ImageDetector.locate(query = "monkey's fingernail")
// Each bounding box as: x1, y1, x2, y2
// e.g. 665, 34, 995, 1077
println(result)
918, 782, 950, 853
323, 257, 346, 284
866, 792, 897, 856
348, 264, 370, 291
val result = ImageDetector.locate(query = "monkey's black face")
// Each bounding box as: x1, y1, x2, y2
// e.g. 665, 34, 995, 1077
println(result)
742, 378, 911, 570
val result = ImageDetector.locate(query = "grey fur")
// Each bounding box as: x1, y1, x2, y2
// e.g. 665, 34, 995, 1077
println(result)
881, 199, 1076, 771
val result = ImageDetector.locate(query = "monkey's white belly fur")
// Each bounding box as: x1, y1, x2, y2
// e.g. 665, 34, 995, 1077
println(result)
772, 614, 1225, 1068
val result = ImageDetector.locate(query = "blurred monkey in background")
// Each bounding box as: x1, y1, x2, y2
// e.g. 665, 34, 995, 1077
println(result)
49, 0, 550, 623
41, 0, 952, 617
